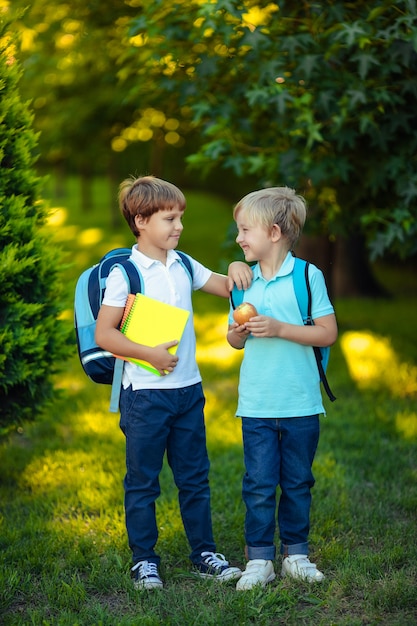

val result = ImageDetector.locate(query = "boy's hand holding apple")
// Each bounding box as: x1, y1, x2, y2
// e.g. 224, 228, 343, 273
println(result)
228, 302, 257, 349
233, 302, 258, 325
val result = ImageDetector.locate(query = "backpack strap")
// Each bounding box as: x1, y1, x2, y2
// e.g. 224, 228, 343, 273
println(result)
115, 259, 143, 295
108, 260, 144, 413
176, 251, 194, 283
292, 258, 311, 325
230, 284, 244, 310
293, 258, 336, 402
110, 359, 125, 413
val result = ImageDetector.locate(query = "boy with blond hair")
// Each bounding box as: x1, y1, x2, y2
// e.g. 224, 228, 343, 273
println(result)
227, 187, 338, 590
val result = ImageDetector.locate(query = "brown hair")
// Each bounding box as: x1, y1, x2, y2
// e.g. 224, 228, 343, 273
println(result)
233, 186, 307, 249
119, 175, 186, 237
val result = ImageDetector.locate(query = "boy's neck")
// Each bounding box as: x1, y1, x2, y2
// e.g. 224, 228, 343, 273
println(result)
259, 247, 289, 279
135, 242, 169, 265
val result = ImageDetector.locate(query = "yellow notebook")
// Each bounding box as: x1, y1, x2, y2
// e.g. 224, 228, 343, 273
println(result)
116, 293, 190, 376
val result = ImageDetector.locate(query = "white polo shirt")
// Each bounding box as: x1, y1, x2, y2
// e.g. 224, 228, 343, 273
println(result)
103, 245, 211, 390
228, 252, 334, 418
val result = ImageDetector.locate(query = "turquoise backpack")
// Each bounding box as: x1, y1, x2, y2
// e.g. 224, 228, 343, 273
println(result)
230, 257, 336, 402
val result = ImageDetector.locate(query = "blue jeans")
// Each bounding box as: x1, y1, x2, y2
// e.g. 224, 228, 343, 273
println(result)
119, 383, 215, 565
241, 416, 320, 561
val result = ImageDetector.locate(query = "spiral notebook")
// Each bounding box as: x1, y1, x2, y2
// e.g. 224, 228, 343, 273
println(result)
115, 293, 190, 375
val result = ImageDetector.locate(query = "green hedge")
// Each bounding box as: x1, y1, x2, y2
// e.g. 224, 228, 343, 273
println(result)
0, 14, 71, 436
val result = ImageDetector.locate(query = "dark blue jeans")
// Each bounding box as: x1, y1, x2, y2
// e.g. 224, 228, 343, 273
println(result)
119, 383, 215, 565
241, 416, 320, 561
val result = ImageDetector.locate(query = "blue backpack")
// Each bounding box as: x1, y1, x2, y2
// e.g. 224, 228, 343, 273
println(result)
230, 257, 336, 402
74, 248, 193, 412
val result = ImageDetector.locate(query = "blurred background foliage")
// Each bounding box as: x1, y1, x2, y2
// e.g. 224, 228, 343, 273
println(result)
1, 0, 416, 431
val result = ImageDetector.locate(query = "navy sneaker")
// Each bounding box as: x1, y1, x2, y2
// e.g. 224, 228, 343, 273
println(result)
194, 551, 242, 581
131, 560, 163, 590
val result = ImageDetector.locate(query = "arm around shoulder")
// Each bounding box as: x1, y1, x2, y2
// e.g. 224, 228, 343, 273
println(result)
200, 262, 253, 298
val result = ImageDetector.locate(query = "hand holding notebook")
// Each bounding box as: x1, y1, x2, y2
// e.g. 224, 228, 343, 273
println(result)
115, 293, 190, 376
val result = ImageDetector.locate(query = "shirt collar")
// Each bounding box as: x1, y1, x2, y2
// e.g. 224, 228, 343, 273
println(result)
131, 245, 182, 269
252, 251, 295, 282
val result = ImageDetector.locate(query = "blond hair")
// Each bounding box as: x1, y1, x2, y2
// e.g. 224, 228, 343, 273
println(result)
119, 175, 186, 237
233, 186, 306, 249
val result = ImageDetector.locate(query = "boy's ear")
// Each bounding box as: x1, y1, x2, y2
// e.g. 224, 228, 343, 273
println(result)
134, 214, 147, 230
271, 223, 282, 242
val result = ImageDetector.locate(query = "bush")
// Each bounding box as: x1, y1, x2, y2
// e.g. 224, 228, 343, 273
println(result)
0, 13, 70, 436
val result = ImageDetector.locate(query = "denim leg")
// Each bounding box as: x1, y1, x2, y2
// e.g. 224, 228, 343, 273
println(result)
278, 416, 320, 556
166, 383, 215, 564
119, 386, 169, 565
241, 418, 279, 561
120, 384, 214, 567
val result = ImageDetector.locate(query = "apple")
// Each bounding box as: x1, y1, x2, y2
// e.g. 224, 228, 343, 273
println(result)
233, 302, 258, 325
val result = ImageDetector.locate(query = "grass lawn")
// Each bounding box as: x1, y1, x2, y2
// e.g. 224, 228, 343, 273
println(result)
1, 177, 417, 625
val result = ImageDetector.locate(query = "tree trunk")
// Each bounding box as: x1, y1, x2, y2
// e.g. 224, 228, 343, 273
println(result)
296, 234, 388, 298
333, 234, 389, 297
149, 139, 165, 177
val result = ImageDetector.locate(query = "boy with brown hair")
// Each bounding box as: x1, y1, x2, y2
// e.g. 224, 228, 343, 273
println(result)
95, 175, 250, 590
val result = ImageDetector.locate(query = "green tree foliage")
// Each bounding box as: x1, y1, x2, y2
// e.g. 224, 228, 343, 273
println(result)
12, 0, 140, 178
10, 1, 417, 265
13, 0, 227, 192
121, 0, 417, 262
0, 11, 70, 435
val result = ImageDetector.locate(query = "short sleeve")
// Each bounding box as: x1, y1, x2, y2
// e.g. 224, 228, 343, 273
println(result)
102, 267, 129, 307
187, 256, 212, 291
309, 265, 335, 319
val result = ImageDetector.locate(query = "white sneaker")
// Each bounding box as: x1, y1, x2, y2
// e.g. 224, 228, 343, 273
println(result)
281, 554, 325, 582
236, 559, 276, 590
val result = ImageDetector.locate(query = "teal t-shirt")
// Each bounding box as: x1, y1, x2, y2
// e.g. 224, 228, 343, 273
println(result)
229, 253, 334, 418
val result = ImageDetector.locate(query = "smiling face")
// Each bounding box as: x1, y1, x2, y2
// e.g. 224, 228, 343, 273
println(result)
235, 209, 275, 263
135, 207, 184, 260
233, 187, 307, 254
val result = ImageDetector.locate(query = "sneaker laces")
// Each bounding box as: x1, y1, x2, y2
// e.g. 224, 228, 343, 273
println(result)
132, 561, 159, 579
284, 554, 324, 581
287, 555, 317, 571
201, 551, 229, 569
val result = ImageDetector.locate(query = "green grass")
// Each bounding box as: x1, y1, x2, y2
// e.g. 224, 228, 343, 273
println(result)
1, 177, 417, 625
